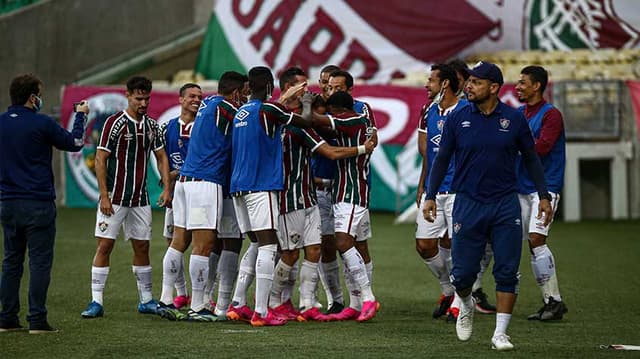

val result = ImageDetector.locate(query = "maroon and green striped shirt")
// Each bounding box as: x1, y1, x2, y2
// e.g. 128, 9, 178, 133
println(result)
330, 112, 372, 208
97, 111, 163, 207
280, 126, 325, 214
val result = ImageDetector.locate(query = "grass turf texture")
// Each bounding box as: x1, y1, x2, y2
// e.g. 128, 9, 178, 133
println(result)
1, 208, 639, 358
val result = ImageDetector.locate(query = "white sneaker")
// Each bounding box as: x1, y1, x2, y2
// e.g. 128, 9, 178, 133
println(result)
456, 297, 475, 341
491, 333, 515, 351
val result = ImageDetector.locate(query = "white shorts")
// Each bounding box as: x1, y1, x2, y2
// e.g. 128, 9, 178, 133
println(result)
173, 180, 223, 231
233, 191, 279, 233
415, 193, 455, 239
163, 207, 174, 239
95, 204, 152, 241
316, 189, 334, 236
333, 202, 371, 242
219, 198, 242, 239
278, 206, 322, 250
519, 192, 560, 239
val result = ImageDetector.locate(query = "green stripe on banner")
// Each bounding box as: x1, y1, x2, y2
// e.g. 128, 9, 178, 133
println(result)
369, 144, 419, 212
196, 14, 247, 80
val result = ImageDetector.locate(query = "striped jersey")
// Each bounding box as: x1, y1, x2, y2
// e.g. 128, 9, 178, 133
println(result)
330, 112, 372, 207
97, 110, 163, 207
160, 117, 193, 172
230, 99, 293, 194
181, 95, 237, 186
281, 126, 325, 214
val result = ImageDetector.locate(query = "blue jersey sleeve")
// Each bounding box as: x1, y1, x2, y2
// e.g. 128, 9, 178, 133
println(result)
48, 112, 85, 152
425, 110, 456, 200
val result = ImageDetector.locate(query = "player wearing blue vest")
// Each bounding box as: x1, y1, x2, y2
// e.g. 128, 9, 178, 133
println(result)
515, 65, 568, 321
228, 66, 312, 327
425, 62, 553, 351
326, 70, 379, 316
157, 83, 201, 312
157, 73, 245, 322
414, 64, 462, 319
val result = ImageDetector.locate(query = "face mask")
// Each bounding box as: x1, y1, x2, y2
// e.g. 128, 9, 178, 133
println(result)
432, 84, 445, 105
33, 95, 43, 112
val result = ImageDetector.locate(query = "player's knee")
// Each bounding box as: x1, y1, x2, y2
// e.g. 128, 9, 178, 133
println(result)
280, 250, 299, 265
528, 233, 546, 250
415, 239, 438, 259
494, 272, 520, 293
96, 239, 115, 256
304, 245, 321, 262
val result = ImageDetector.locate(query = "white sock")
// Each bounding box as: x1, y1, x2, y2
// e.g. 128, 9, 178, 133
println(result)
439, 246, 452, 274
174, 254, 187, 297
299, 260, 319, 310
231, 242, 258, 307
451, 292, 461, 310
473, 243, 493, 292
189, 254, 209, 311
341, 247, 374, 303
281, 260, 298, 304
255, 244, 277, 317
215, 250, 239, 314
132, 265, 153, 304
205, 252, 220, 303
494, 313, 512, 336
160, 247, 183, 305
317, 257, 333, 306
343, 263, 361, 310
270, 260, 292, 308
460, 293, 473, 312
321, 259, 343, 305
365, 261, 374, 285
91, 266, 109, 305
424, 252, 455, 296
531, 244, 562, 303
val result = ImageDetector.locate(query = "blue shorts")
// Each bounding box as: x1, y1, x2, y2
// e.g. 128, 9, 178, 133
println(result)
450, 193, 522, 293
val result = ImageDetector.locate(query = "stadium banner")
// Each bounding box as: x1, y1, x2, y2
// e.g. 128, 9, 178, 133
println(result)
627, 80, 640, 140
61, 84, 528, 212
196, 0, 640, 83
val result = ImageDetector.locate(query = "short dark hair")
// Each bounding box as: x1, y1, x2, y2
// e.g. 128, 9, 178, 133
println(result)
278, 67, 306, 91
329, 70, 354, 90
248, 66, 274, 94
431, 64, 460, 94
179, 83, 201, 97
218, 71, 248, 95
521, 65, 549, 94
126, 76, 152, 93
320, 64, 340, 76
326, 91, 354, 111
447, 59, 470, 81
9, 73, 42, 106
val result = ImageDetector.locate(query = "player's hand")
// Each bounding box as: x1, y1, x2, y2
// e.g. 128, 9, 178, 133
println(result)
157, 188, 172, 208
416, 188, 424, 208
279, 82, 307, 104
363, 137, 376, 154
76, 100, 90, 114
537, 198, 553, 227
423, 199, 437, 222
99, 195, 114, 216
300, 91, 315, 105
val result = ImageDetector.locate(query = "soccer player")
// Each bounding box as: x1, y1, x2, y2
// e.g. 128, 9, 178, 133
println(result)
314, 64, 345, 314
515, 65, 568, 321
269, 67, 375, 322
414, 64, 462, 319
0, 74, 88, 333
157, 72, 246, 322
227, 66, 313, 327
424, 61, 553, 351
159, 83, 202, 310
81, 76, 172, 318
324, 70, 379, 313
312, 91, 380, 322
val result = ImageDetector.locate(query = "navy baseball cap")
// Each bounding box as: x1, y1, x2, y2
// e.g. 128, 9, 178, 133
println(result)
467, 61, 504, 85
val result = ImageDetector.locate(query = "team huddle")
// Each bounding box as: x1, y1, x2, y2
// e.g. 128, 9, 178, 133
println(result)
77, 61, 568, 350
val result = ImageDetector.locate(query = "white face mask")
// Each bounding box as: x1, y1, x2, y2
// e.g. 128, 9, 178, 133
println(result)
432, 84, 445, 105
33, 95, 43, 112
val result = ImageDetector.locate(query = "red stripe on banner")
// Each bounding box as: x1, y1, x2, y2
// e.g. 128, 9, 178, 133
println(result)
626, 80, 640, 141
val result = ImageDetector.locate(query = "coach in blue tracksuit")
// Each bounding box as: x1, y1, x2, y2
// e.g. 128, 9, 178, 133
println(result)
424, 62, 552, 351
0, 74, 87, 333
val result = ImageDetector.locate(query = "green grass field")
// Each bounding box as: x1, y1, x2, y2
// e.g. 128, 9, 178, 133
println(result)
1, 208, 639, 358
